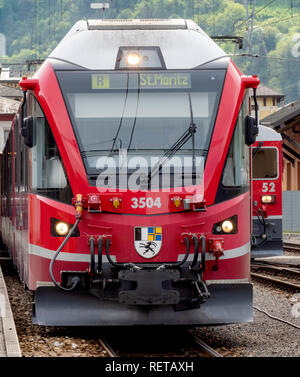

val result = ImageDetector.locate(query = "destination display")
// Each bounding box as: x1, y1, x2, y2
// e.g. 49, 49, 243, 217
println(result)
91, 73, 191, 90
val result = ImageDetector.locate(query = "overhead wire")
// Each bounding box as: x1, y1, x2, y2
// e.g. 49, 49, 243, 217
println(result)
235, 0, 278, 32
232, 53, 300, 62
253, 13, 300, 29
48, 0, 72, 42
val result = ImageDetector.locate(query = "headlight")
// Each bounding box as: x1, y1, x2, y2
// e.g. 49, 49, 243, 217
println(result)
51, 218, 79, 237
55, 222, 69, 236
213, 215, 237, 235
116, 47, 165, 69
261, 195, 276, 204
127, 53, 140, 65
221, 220, 234, 233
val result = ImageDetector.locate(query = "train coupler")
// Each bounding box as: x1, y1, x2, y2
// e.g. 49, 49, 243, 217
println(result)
118, 269, 180, 305
194, 274, 210, 302
174, 273, 210, 311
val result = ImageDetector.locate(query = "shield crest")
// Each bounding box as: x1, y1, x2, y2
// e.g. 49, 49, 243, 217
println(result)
134, 226, 162, 259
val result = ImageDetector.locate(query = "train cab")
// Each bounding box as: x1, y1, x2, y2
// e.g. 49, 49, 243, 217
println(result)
251, 125, 283, 258
1, 19, 260, 326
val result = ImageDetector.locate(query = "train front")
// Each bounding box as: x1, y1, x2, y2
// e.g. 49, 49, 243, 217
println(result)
24, 19, 260, 326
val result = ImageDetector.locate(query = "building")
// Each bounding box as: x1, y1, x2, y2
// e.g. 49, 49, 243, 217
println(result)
261, 100, 300, 191
0, 83, 22, 101
0, 96, 19, 152
0, 67, 21, 89
251, 84, 285, 121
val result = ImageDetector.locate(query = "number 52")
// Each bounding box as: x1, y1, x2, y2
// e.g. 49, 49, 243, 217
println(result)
262, 182, 275, 193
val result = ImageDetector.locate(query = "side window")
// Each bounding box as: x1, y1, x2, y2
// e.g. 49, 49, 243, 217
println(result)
252, 148, 278, 179
27, 94, 73, 203
222, 95, 249, 188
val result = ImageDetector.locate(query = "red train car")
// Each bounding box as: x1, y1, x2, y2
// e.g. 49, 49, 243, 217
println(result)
251, 125, 283, 258
1, 19, 260, 326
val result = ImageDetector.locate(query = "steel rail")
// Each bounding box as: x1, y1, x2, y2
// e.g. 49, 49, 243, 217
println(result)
192, 334, 223, 357
99, 337, 119, 357
251, 272, 300, 290
283, 242, 300, 251
252, 263, 300, 277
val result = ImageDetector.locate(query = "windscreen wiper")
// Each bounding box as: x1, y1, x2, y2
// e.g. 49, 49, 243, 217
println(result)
253, 141, 263, 158
148, 90, 197, 183
148, 124, 197, 183
109, 74, 129, 156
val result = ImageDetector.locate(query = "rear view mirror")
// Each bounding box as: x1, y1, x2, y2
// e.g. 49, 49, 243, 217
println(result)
21, 116, 35, 148
245, 115, 258, 146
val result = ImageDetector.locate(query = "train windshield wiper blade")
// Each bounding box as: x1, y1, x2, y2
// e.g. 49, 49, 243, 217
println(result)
148, 122, 197, 183
253, 141, 263, 158
149, 90, 197, 183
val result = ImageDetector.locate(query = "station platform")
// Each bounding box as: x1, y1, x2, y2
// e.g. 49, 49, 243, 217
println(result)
0, 265, 21, 357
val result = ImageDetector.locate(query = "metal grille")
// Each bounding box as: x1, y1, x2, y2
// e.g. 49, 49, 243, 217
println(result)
283, 191, 300, 231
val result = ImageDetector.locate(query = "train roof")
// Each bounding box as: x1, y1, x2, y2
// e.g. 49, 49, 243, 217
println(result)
48, 19, 227, 70
256, 125, 282, 142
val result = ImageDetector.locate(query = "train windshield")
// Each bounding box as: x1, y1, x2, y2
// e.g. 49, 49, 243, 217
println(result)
57, 70, 225, 187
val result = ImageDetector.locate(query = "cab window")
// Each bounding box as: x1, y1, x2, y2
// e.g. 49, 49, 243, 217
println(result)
26, 94, 73, 203
252, 148, 278, 179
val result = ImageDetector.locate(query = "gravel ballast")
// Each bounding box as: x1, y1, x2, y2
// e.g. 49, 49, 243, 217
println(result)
2, 260, 299, 357
194, 282, 300, 357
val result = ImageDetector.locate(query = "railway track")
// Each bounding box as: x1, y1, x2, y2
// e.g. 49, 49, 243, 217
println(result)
252, 262, 300, 276
99, 337, 119, 357
251, 272, 300, 290
251, 261, 300, 291
191, 333, 223, 357
283, 242, 300, 253
98, 329, 223, 358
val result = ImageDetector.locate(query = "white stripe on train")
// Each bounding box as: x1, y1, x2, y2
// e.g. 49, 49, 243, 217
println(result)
177, 242, 250, 261
28, 242, 250, 263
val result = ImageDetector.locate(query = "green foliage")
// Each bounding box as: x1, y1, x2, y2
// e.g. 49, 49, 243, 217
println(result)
0, 0, 299, 102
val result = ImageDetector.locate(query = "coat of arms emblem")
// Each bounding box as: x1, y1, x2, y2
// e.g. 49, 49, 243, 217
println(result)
134, 226, 162, 259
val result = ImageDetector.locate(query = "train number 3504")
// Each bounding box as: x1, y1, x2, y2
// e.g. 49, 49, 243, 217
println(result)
131, 197, 162, 209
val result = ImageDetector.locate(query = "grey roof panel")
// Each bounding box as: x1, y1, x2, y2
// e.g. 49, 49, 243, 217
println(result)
87, 19, 188, 30
256, 125, 282, 142
260, 100, 300, 128
48, 19, 225, 70
256, 84, 284, 98
0, 96, 19, 114
0, 84, 22, 99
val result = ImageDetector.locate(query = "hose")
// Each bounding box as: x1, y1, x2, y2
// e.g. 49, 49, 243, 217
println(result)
190, 235, 199, 269
252, 209, 267, 248
162, 237, 190, 269
98, 236, 103, 274
200, 235, 206, 272
105, 238, 130, 269
49, 218, 81, 291
89, 237, 96, 275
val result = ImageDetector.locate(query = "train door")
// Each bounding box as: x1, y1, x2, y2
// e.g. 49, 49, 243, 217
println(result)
251, 126, 283, 258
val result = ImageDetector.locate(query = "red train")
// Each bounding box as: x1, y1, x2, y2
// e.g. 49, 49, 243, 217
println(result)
1, 19, 260, 326
251, 125, 283, 258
